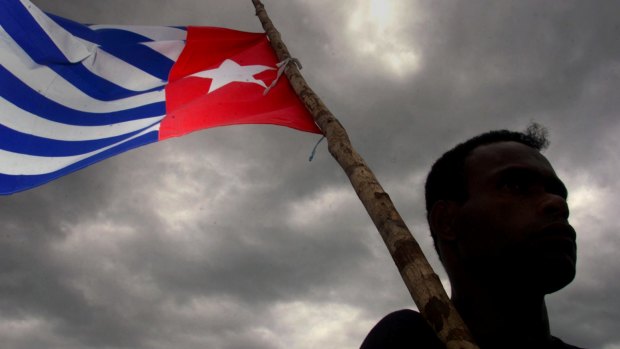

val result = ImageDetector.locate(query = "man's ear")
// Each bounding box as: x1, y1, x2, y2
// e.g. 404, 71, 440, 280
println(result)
429, 200, 459, 241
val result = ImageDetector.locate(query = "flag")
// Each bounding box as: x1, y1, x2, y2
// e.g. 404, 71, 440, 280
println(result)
0, 0, 320, 195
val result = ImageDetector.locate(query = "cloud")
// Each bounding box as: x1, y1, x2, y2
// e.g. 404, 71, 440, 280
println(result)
2, 1, 619, 348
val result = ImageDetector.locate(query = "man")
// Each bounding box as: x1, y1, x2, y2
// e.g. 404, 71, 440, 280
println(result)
361, 125, 585, 349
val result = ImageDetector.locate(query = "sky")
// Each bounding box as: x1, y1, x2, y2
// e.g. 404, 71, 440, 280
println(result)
1, 0, 619, 348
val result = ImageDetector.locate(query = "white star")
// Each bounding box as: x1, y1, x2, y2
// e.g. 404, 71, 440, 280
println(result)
188, 59, 275, 94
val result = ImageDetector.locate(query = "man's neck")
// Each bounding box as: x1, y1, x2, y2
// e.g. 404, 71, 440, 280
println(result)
452, 285, 553, 349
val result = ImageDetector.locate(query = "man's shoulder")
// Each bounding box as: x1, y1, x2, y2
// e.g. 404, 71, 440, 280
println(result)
360, 309, 443, 349
360, 309, 588, 349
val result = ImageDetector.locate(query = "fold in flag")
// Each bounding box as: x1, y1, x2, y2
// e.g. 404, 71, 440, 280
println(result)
0, 0, 320, 195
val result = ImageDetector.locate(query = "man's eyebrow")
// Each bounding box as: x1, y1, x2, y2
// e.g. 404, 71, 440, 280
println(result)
494, 166, 568, 199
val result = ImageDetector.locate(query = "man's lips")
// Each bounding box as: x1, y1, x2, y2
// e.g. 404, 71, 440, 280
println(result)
536, 222, 577, 241
531, 222, 577, 252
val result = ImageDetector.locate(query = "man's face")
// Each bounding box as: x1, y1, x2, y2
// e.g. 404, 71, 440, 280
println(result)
452, 141, 576, 294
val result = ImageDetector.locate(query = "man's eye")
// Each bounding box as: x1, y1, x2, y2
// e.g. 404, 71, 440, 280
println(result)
504, 181, 525, 191
500, 176, 532, 193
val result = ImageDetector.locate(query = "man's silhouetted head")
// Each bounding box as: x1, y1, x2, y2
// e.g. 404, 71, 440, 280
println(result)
425, 124, 576, 295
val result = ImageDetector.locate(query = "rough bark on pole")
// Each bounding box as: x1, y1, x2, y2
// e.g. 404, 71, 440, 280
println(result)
250, 1, 479, 349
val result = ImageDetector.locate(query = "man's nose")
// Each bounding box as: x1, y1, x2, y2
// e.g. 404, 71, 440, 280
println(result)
540, 193, 570, 221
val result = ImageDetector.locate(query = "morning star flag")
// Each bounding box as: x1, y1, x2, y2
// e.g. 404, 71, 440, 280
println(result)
0, 0, 320, 195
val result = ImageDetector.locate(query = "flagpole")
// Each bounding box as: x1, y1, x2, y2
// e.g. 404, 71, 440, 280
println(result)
251, 1, 479, 348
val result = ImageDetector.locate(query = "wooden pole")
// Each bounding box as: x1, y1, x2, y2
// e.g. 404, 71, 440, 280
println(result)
251, 1, 479, 348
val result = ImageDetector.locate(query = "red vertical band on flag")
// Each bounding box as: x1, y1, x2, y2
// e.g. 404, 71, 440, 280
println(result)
160, 26, 320, 141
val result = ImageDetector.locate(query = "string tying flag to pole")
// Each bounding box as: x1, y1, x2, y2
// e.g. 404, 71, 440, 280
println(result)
264, 57, 302, 95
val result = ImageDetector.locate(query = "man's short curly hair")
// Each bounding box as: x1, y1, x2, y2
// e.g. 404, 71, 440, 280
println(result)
424, 123, 549, 255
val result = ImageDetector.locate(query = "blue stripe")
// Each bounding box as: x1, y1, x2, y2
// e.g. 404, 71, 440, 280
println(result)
0, 130, 159, 195
0, 65, 166, 125
46, 18, 176, 88
47, 15, 157, 46
48, 14, 187, 52
0, 0, 70, 65
0, 122, 159, 156
92, 28, 154, 46
47, 61, 164, 101
100, 44, 174, 81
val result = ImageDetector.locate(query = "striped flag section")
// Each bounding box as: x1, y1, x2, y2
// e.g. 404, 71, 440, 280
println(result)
0, 0, 320, 195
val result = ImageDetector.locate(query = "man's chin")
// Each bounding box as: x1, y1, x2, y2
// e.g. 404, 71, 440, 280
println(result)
528, 255, 577, 294
522, 236, 577, 293
487, 253, 576, 295
541, 274, 575, 294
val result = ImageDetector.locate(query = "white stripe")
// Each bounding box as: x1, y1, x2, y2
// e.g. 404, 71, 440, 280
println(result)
19, 0, 95, 63
88, 25, 187, 41
0, 27, 167, 112
0, 123, 160, 175
142, 40, 185, 62
0, 96, 164, 141
80, 46, 167, 91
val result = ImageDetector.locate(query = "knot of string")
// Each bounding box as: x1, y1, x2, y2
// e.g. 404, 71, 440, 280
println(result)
263, 57, 302, 95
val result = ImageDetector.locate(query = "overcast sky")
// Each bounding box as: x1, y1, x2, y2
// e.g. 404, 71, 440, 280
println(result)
2, 1, 619, 348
